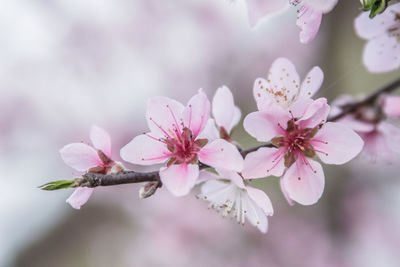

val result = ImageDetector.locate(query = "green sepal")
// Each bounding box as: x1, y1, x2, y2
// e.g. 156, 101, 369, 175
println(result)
39, 180, 75, 190
360, 0, 388, 18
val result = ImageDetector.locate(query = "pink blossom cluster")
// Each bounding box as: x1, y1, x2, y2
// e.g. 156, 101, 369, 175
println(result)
58, 57, 399, 233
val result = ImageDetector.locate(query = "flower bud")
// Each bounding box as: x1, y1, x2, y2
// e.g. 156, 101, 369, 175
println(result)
139, 181, 160, 199
360, 0, 388, 18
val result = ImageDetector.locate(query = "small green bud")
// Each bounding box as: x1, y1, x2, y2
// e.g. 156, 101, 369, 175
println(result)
360, 0, 389, 18
39, 180, 75, 190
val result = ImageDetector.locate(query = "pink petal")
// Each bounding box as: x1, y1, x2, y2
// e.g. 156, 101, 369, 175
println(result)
280, 178, 295, 206
360, 122, 400, 163
296, 5, 322, 44
303, 0, 338, 13
246, 186, 274, 216
217, 168, 246, 189
247, 0, 287, 27
198, 139, 244, 172
120, 134, 171, 165
253, 78, 274, 111
288, 97, 314, 119
197, 170, 220, 184
90, 125, 112, 157
212, 86, 235, 132
183, 89, 210, 138
266, 57, 301, 107
363, 34, 400, 73
311, 122, 364, 165
282, 159, 325, 205
146, 96, 185, 138
384, 95, 400, 118
66, 187, 94, 209
298, 66, 324, 100
160, 163, 199, 196
354, 5, 398, 40
243, 110, 288, 142
197, 118, 219, 141
242, 147, 285, 179
60, 143, 101, 172
229, 106, 242, 132
337, 115, 375, 133
298, 97, 330, 128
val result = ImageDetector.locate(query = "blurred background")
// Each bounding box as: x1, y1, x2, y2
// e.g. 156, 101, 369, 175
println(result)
1, 0, 400, 266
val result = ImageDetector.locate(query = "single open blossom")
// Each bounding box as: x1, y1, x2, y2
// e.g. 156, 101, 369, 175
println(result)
243, 98, 364, 205
60, 126, 124, 209
254, 57, 324, 113
202, 86, 242, 141
355, 3, 400, 73
331, 95, 400, 163
197, 169, 273, 233
120, 90, 244, 197
245, 0, 337, 43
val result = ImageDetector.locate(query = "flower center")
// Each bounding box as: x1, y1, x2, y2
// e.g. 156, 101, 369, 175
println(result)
165, 127, 207, 165
145, 104, 208, 166
272, 119, 318, 167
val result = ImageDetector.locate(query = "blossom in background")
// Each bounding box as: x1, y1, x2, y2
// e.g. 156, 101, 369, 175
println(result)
355, 3, 400, 73
197, 169, 273, 233
243, 98, 363, 205
120, 90, 243, 197
60, 126, 124, 209
253, 57, 323, 112
245, 0, 337, 43
331, 95, 400, 163
202, 86, 242, 141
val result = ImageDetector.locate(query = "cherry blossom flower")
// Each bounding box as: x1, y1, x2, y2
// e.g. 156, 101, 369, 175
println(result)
355, 3, 400, 73
253, 57, 323, 112
60, 126, 124, 209
245, 0, 337, 43
243, 98, 364, 205
331, 95, 400, 163
120, 90, 244, 197
197, 169, 273, 233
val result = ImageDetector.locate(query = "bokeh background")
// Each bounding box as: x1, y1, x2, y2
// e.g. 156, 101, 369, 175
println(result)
1, 0, 400, 266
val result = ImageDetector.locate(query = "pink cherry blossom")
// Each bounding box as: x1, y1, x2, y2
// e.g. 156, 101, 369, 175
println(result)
253, 57, 323, 113
197, 169, 273, 233
243, 98, 364, 205
60, 125, 122, 209
354, 3, 400, 73
290, 0, 338, 44
331, 95, 400, 163
120, 90, 244, 197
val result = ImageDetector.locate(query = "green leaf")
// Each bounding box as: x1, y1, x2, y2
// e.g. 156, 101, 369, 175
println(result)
39, 180, 75, 190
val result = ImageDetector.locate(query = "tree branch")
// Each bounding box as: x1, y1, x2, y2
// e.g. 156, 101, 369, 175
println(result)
328, 77, 400, 122
78, 171, 160, 187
